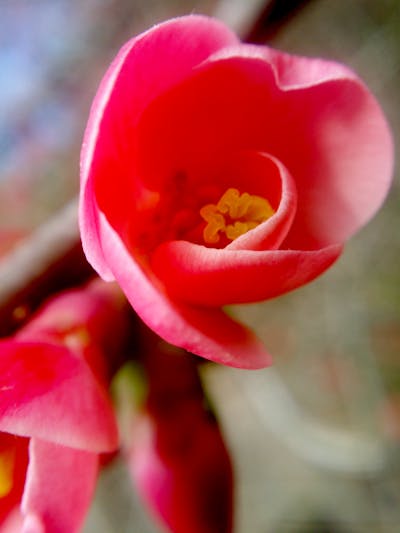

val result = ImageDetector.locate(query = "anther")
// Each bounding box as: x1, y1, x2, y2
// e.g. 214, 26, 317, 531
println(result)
200, 188, 274, 245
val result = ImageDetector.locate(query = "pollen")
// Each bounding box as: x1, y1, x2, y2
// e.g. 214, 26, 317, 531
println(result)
200, 188, 274, 245
0, 448, 15, 498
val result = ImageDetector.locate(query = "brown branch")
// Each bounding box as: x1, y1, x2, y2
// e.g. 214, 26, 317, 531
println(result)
0, 199, 93, 336
243, 0, 317, 43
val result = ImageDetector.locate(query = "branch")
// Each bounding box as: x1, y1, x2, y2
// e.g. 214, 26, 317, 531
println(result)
243, 0, 317, 43
0, 199, 93, 336
215, 0, 316, 43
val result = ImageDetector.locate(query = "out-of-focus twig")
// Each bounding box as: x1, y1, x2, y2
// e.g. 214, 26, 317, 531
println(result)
245, 0, 317, 43
216, 0, 316, 43
0, 199, 93, 336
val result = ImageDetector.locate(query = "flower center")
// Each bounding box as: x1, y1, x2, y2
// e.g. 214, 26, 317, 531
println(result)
199, 188, 274, 244
0, 448, 15, 498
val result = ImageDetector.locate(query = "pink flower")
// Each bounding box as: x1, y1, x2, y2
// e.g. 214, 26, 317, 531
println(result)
121, 335, 233, 533
80, 15, 393, 369
0, 282, 127, 532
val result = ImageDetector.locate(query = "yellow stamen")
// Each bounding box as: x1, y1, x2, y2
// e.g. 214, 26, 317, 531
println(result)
200, 188, 275, 244
199, 205, 227, 244
0, 448, 15, 498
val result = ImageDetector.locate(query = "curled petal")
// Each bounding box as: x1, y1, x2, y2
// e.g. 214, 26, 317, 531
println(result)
221, 151, 297, 250
98, 214, 271, 369
152, 241, 342, 306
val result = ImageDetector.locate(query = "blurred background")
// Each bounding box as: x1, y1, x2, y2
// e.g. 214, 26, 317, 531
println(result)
0, 0, 399, 531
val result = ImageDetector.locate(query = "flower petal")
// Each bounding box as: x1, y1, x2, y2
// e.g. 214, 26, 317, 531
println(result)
0, 341, 118, 452
98, 213, 271, 369
152, 241, 342, 306
80, 15, 239, 279
134, 46, 393, 248
128, 412, 233, 533
15, 280, 129, 385
223, 151, 297, 251
201, 44, 394, 247
1, 508, 24, 533
21, 439, 98, 533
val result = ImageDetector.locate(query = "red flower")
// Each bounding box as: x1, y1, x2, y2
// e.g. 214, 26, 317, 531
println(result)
0, 282, 128, 532
80, 15, 393, 369
120, 335, 233, 533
